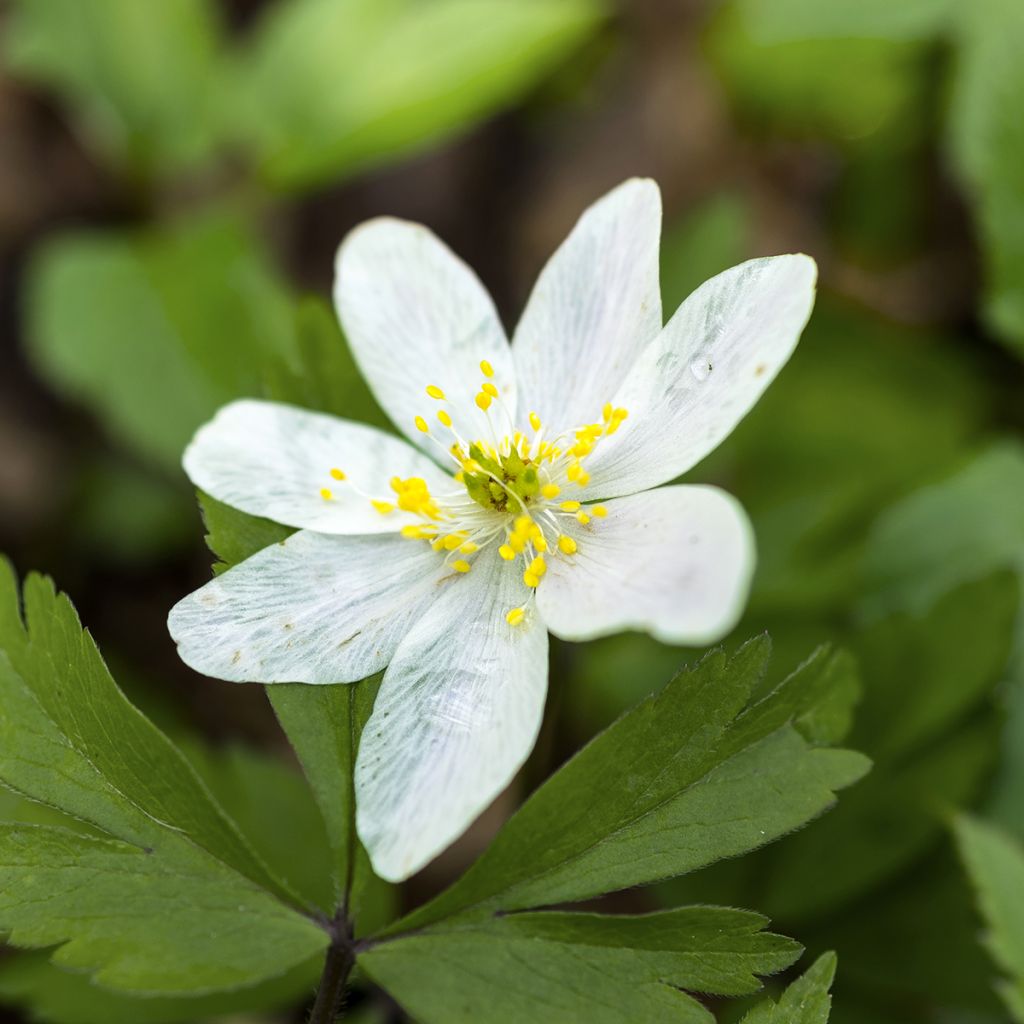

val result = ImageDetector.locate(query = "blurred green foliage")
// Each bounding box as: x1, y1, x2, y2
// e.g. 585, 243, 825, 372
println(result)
2, 0, 1024, 1020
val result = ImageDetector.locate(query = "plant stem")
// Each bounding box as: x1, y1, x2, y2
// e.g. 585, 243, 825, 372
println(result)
309, 932, 355, 1024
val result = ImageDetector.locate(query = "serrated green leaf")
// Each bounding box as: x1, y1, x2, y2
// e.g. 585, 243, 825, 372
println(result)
230, 0, 605, 189
362, 906, 800, 1024
25, 212, 296, 469
0, 949, 320, 1024
3, 0, 224, 176
0, 825, 325, 995
388, 638, 868, 930
198, 492, 292, 576
0, 559, 328, 992
955, 816, 1024, 1021
739, 951, 837, 1023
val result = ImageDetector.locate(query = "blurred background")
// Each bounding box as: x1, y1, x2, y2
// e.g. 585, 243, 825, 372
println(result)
1, 0, 1023, 1021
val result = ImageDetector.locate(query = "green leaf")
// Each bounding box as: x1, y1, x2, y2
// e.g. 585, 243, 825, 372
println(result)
231, 0, 605, 189
955, 816, 1024, 1021
198, 492, 292, 576
739, 952, 837, 1023
948, 0, 1024, 354
200, 490, 394, 932
754, 575, 1014, 920
389, 638, 868, 930
361, 907, 800, 1024
0, 559, 328, 992
736, 0, 951, 43
25, 211, 296, 470
0, 949, 320, 1024
0, 825, 324, 996
3, 0, 224, 176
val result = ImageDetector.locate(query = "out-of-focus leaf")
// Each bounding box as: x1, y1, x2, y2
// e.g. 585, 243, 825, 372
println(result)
660, 194, 749, 314
25, 211, 296, 470
955, 816, 1024, 1021
0, 949, 319, 1024
0, 560, 327, 992
948, 0, 1024, 354
231, 0, 605, 189
388, 638, 868, 930
361, 907, 800, 1024
709, 5, 929, 145
738, 952, 837, 1023
3, 0, 223, 176
736, 0, 952, 43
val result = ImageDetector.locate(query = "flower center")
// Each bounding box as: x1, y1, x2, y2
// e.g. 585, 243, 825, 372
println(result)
319, 360, 626, 625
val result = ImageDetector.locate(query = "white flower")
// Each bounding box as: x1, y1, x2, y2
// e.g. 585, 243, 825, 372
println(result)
168, 179, 816, 883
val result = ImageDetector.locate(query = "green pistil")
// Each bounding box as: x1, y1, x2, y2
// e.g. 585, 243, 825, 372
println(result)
465, 445, 540, 512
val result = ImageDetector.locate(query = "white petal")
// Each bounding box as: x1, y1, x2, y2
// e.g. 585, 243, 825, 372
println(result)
581, 255, 817, 499
168, 531, 452, 683
512, 179, 662, 435
334, 218, 514, 452
183, 400, 454, 534
355, 547, 548, 882
536, 486, 755, 645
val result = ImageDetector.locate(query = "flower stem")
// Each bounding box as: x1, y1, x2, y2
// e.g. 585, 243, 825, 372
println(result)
309, 928, 356, 1024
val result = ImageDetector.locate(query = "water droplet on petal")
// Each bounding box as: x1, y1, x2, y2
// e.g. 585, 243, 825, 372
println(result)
689, 357, 713, 382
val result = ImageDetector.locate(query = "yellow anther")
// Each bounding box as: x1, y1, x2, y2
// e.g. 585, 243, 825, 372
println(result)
529, 411, 542, 431
498, 545, 516, 561
426, 385, 446, 400
529, 555, 547, 577
541, 483, 561, 499
372, 500, 394, 514
506, 607, 526, 626
443, 534, 463, 551
437, 409, 452, 427
591, 505, 608, 518
480, 359, 494, 378
319, 488, 333, 501
576, 471, 591, 487
460, 542, 479, 554
523, 570, 540, 588
482, 382, 498, 398
431, 538, 445, 551
452, 560, 472, 573
560, 500, 581, 512
514, 515, 533, 534
566, 462, 582, 482
531, 530, 548, 552
558, 535, 577, 555
330, 468, 346, 481
572, 441, 594, 458
509, 534, 527, 554
414, 416, 429, 433
577, 511, 591, 525
390, 476, 403, 492
603, 402, 613, 422
475, 392, 492, 411
401, 525, 425, 539
614, 407, 629, 421
454, 471, 465, 483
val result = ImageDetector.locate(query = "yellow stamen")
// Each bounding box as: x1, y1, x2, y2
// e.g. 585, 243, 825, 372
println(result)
320, 488, 333, 501
438, 409, 452, 427
498, 545, 516, 561
480, 359, 494, 378
602, 402, 613, 422
577, 511, 591, 525
415, 416, 429, 433
426, 385, 446, 400
529, 411, 542, 431
591, 505, 608, 518
482, 382, 499, 398
541, 483, 560, 499
558, 535, 577, 555
523, 570, 540, 588
576, 471, 591, 487
475, 392, 492, 411
529, 555, 547, 577
460, 542, 478, 554
560, 500, 581, 512
330, 468, 346, 481
506, 607, 526, 626
372, 500, 394, 514
452, 560, 472, 573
